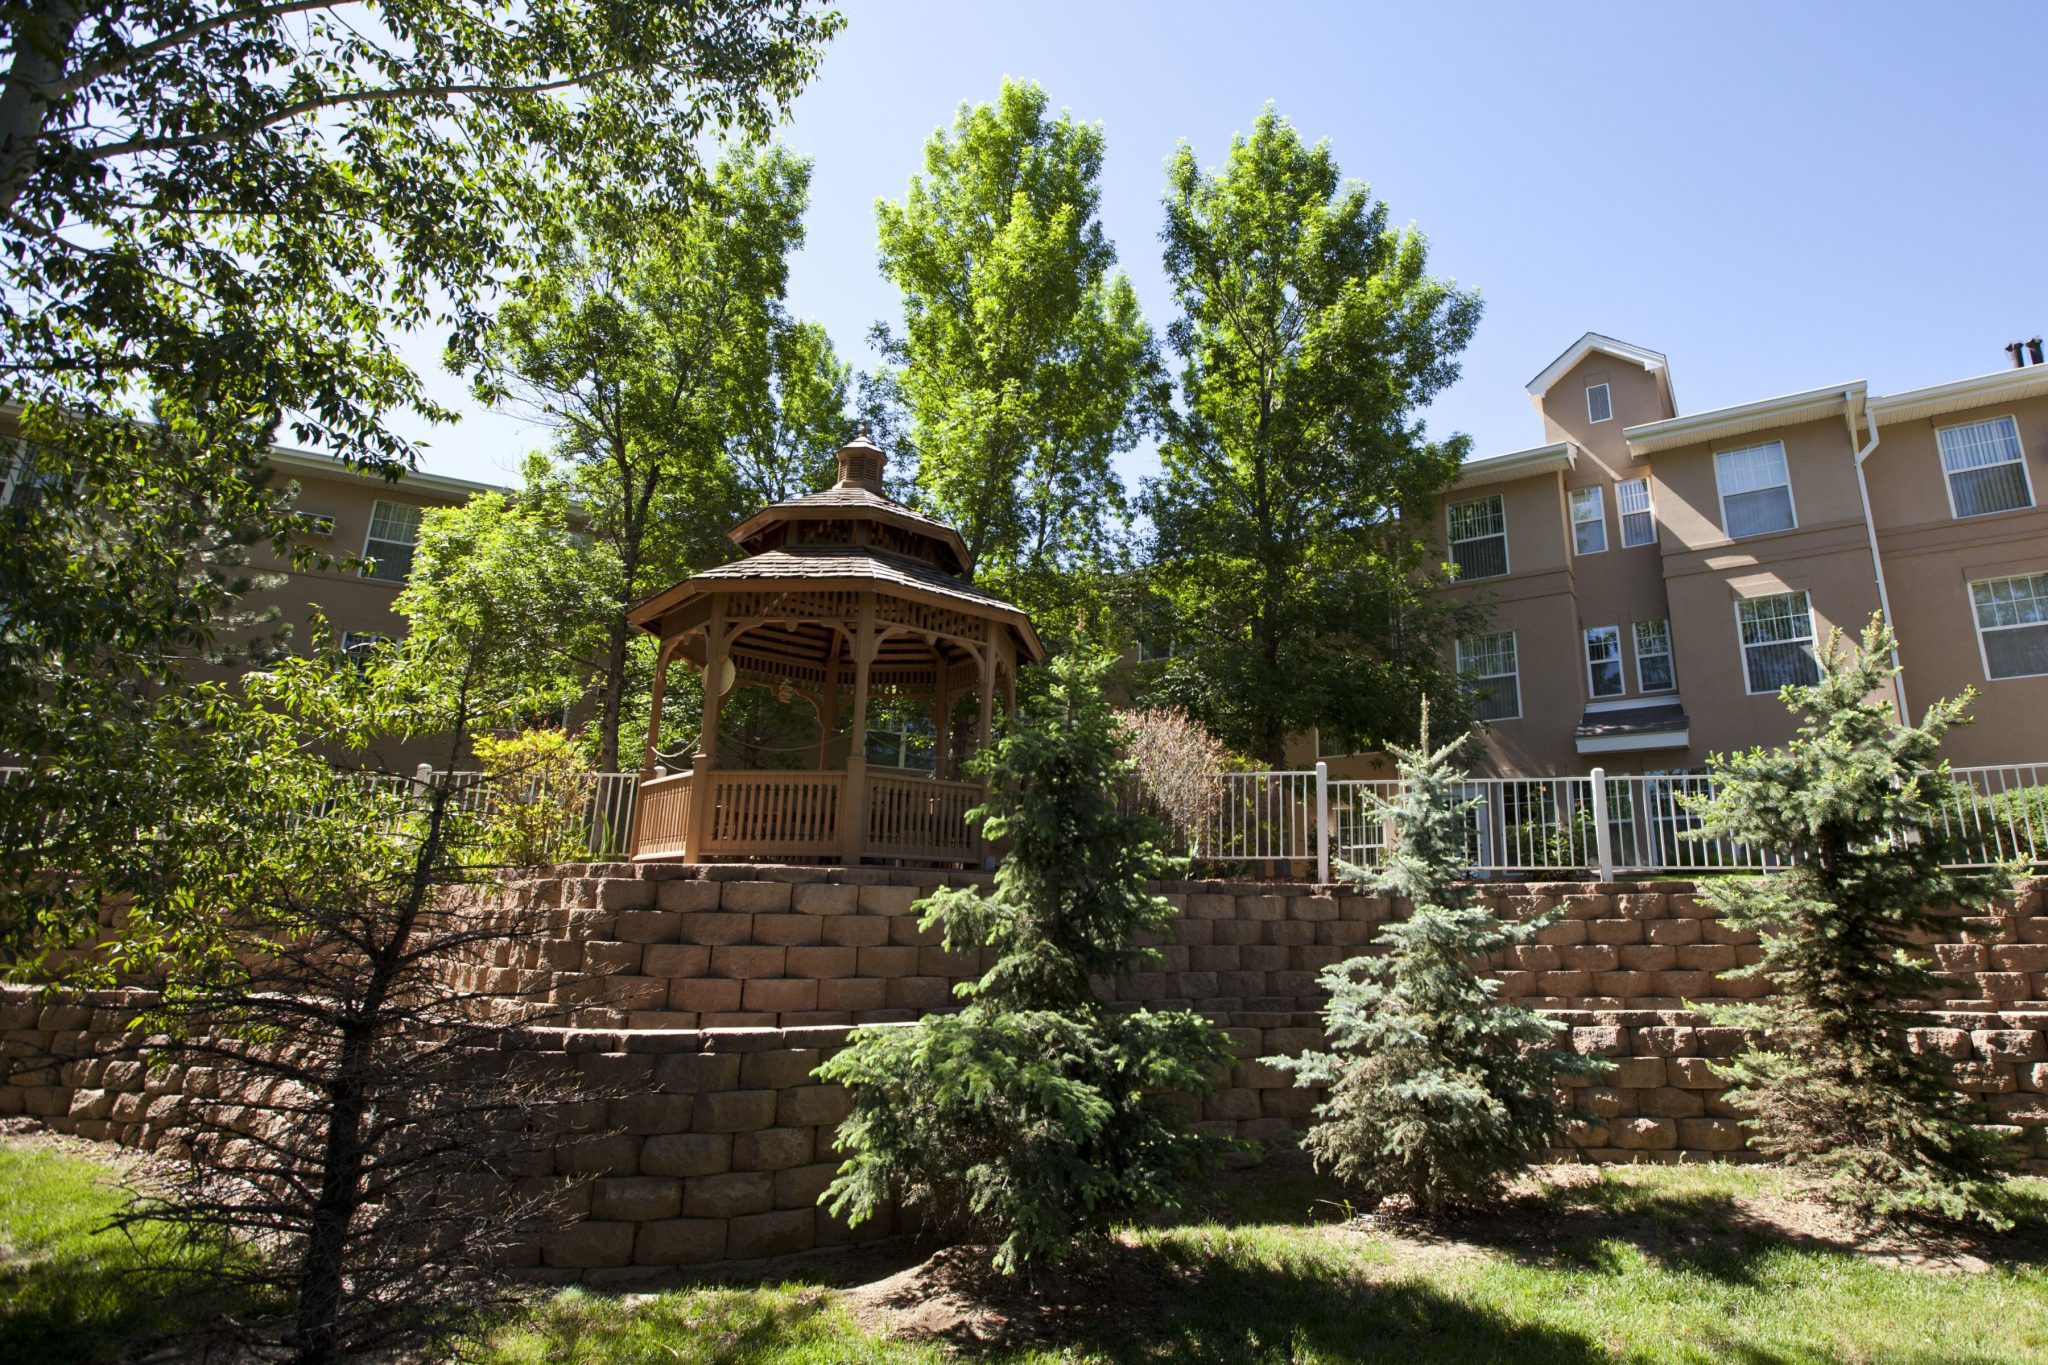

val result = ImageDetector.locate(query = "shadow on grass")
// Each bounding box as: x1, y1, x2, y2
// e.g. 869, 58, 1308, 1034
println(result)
0, 1228, 260, 1365
495, 1284, 862, 1364
854, 1238, 1608, 1365
1177, 1155, 2048, 1291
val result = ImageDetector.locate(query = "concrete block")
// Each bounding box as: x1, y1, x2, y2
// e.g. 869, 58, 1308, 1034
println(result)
679, 913, 755, 945
590, 1176, 682, 1222
727, 1209, 815, 1260
742, 978, 819, 1014
694, 1090, 778, 1133
543, 1221, 635, 1269
821, 915, 890, 947
671, 978, 742, 1014
734, 1127, 815, 1172
641, 1133, 733, 1177
794, 884, 860, 915
753, 914, 823, 946
643, 945, 711, 978
681, 1170, 774, 1219
634, 1218, 727, 1266
738, 1049, 823, 1090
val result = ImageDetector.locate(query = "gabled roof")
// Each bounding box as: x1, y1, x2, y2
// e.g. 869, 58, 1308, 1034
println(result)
1526, 332, 1676, 413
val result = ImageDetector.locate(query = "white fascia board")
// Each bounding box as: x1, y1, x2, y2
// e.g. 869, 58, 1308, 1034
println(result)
1451, 441, 1577, 490
267, 446, 508, 501
1868, 365, 2048, 424
1622, 382, 1866, 456
1575, 729, 1691, 755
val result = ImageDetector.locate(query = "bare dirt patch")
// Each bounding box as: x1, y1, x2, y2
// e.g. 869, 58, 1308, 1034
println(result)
842, 1239, 1177, 1352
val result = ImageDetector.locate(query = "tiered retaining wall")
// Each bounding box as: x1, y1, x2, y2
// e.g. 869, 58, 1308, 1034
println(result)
6, 867, 2048, 1275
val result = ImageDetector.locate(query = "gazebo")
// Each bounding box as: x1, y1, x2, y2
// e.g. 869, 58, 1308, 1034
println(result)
624, 430, 1044, 864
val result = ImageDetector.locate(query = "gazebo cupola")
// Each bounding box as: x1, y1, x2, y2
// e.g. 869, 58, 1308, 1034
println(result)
624, 430, 1044, 865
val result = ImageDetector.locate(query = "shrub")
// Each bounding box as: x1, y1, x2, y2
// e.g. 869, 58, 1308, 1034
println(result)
1269, 702, 1602, 1212
1114, 705, 1245, 854
819, 651, 1233, 1272
473, 729, 594, 866
1685, 617, 2016, 1225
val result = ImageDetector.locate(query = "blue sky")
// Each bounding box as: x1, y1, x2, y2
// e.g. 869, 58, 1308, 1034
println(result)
392, 1, 2048, 491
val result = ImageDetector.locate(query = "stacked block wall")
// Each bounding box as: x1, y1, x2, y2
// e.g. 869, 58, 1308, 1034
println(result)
7, 869, 2048, 1274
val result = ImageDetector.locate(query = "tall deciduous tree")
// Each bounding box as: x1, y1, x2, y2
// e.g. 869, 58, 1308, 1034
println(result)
874, 79, 1161, 624
0, 1, 841, 948
1688, 618, 2015, 1225
477, 145, 847, 769
1142, 108, 1482, 766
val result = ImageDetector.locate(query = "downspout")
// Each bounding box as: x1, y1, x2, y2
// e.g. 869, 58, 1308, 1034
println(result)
1847, 396, 1908, 720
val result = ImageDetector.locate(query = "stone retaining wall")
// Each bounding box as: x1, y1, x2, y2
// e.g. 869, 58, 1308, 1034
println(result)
7, 869, 2048, 1275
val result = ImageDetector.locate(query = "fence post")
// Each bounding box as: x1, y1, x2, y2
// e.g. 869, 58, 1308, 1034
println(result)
1315, 762, 1330, 885
1589, 766, 1615, 882
413, 762, 435, 792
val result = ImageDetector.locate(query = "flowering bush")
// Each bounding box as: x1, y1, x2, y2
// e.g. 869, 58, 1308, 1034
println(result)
1114, 706, 1240, 853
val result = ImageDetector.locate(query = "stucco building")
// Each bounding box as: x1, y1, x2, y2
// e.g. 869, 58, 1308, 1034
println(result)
1316, 331, 2048, 778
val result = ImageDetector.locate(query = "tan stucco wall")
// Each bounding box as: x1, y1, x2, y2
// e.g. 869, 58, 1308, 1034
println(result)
1867, 391, 2048, 767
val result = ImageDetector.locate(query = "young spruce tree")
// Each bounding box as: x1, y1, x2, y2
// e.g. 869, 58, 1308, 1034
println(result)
1687, 617, 2014, 1224
1270, 703, 1601, 1211
818, 650, 1232, 1272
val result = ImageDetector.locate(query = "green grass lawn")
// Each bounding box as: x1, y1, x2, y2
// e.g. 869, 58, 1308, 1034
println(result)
7, 1134, 2048, 1363
0, 1137, 266, 1364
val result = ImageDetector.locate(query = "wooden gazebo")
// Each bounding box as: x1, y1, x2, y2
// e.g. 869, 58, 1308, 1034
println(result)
624, 431, 1044, 864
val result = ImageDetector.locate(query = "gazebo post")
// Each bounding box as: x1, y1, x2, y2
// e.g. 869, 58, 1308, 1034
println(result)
932, 672, 952, 781
816, 647, 841, 771
686, 605, 727, 863
841, 591, 876, 863
642, 638, 675, 775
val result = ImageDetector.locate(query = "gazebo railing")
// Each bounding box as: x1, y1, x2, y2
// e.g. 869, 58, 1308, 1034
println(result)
866, 770, 982, 863
698, 771, 846, 859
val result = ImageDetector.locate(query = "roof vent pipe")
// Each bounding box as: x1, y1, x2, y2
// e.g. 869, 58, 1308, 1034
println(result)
2030, 338, 2045, 366
2008, 341, 2028, 369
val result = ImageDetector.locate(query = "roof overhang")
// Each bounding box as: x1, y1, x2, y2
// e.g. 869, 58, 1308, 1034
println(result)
266, 446, 506, 501
1575, 729, 1690, 755
628, 567, 1046, 663
1623, 382, 1865, 456
1868, 364, 2048, 425
728, 497, 972, 575
1526, 332, 1676, 413
1452, 441, 1577, 489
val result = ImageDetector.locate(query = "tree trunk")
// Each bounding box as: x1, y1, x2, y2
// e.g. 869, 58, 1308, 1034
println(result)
0, 2, 80, 216
598, 612, 628, 772
292, 1020, 373, 1365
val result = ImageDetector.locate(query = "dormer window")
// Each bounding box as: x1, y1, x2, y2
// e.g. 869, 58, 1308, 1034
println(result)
1586, 382, 1613, 424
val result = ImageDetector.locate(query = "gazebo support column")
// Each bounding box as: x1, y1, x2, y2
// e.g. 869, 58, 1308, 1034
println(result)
686, 611, 727, 864
840, 593, 876, 863
642, 640, 675, 775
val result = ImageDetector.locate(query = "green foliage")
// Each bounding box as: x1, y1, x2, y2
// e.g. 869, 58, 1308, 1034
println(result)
479, 144, 849, 767
1685, 617, 2016, 1226
474, 730, 597, 866
1272, 705, 1600, 1212
818, 651, 1232, 1272
1142, 107, 1484, 765
0, 1, 840, 949
874, 80, 1162, 626
395, 487, 611, 722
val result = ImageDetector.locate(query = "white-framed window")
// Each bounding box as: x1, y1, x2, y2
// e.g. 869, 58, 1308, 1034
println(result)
1714, 441, 1796, 539
1617, 477, 1656, 547
360, 500, 424, 583
1938, 415, 2032, 519
1969, 572, 2048, 680
866, 699, 936, 771
1735, 590, 1819, 694
1586, 382, 1613, 424
0, 438, 60, 509
300, 512, 336, 537
1447, 494, 1508, 580
1585, 625, 1624, 698
1457, 631, 1520, 721
1633, 618, 1675, 692
1569, 486, 1607, 555
339, 631, 389, 667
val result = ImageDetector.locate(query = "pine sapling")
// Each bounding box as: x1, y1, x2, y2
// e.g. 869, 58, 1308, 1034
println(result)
1687, 617, 2016, 1225
1270, 702, 1603, 1212
818, 650, 1233, 1271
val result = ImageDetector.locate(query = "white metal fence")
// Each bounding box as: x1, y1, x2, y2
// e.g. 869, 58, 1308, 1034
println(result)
1164, 763, 2048, 881
8, 762, 2046, 878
